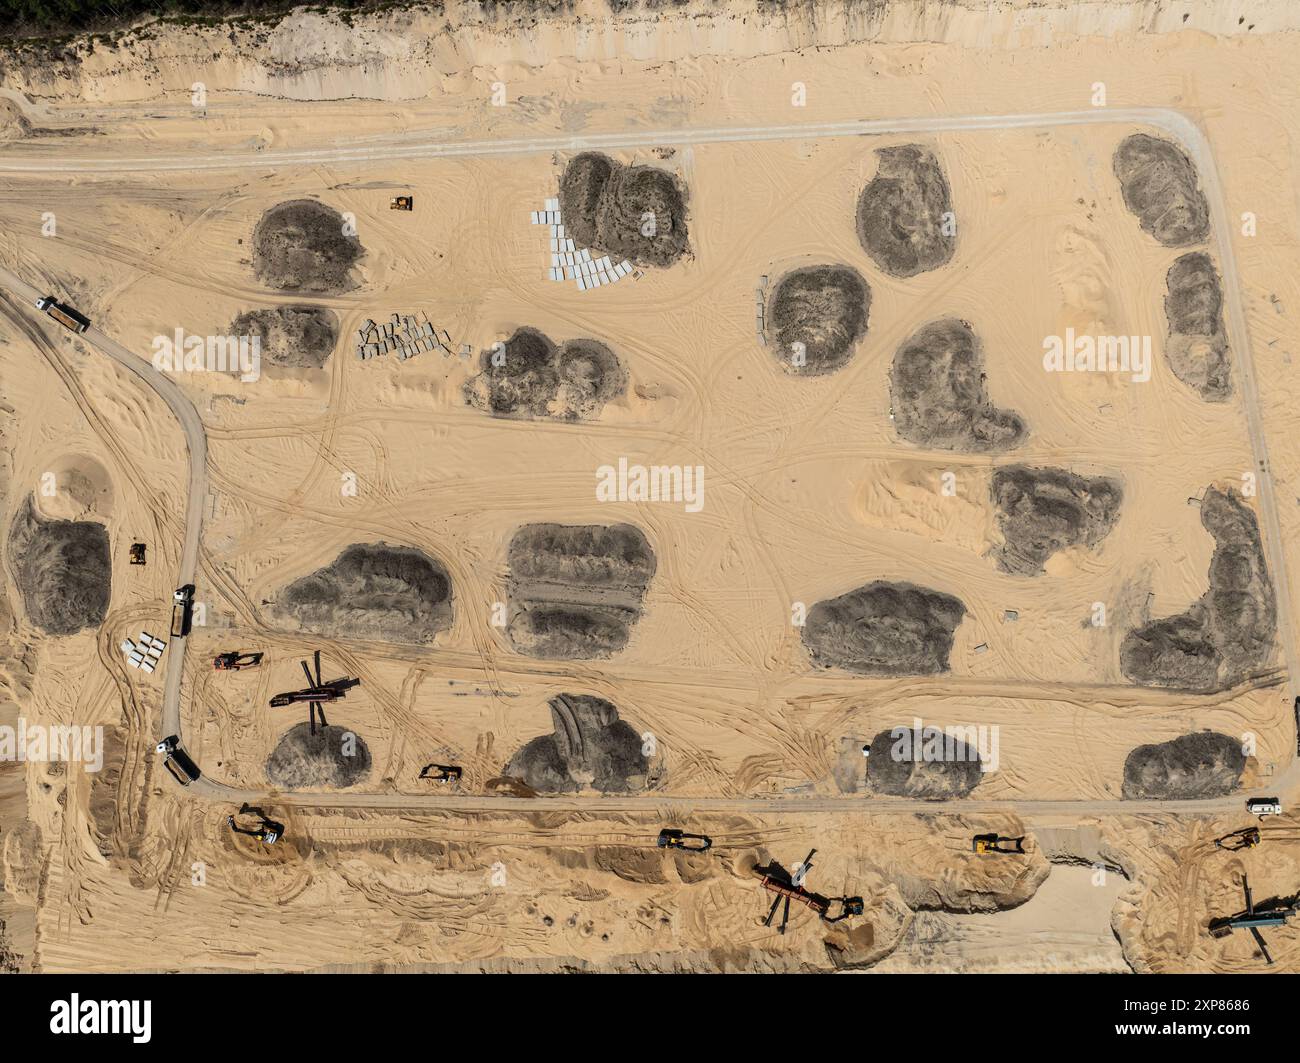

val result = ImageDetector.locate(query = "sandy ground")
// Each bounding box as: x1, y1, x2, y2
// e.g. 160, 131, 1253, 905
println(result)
2, 1, 1300, 972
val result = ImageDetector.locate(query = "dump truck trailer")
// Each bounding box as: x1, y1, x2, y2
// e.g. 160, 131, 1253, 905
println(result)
171, 585, 195, 638
34, 296, 90, 334
156, 736, 200, 786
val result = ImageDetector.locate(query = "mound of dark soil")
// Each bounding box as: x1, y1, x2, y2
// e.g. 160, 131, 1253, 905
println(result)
509, 522, 655, 589
856, 145, 956, 277
266, 722, 371, 789
890, 318, 1026, 452
1121, 487, 1275, 691
464, 327, 625, 420
803, 580, 966, 675
1164, 252, 1231, 401
274, 542, 452, 644
505, 693, 649, 793
507, 604, 640, 659
555, 338, 627, 417
1120, 613, 1222, 692
252, 199, 363, 293
506, 523, 655, 659
5, 498, 109, 636
230, 305, 339, 369
766, 264, 871, 375
1112, 133, 1210, 247
991, 466, 1123, 575
1122, 731, 1245, 799
559, 152, 689, 268
559, 152, 614, 249
864, 726, 983, 798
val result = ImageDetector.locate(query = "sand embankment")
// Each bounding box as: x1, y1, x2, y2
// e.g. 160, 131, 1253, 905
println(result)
2, 0, 1300, 105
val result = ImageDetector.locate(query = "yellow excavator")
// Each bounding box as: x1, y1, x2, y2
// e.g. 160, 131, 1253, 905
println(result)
972, 833, 1027, 855
657, 828, 713, 852
1215, 827, 1262, 852
228, 804, 284, 845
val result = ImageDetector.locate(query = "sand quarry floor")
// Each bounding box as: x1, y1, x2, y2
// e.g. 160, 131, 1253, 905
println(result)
4, 9, 1300, 972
